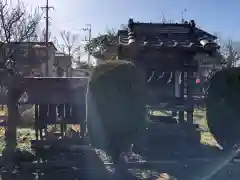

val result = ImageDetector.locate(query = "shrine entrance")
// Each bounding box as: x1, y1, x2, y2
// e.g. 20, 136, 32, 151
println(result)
116, 19, 220, 154
117, 19, 220, 125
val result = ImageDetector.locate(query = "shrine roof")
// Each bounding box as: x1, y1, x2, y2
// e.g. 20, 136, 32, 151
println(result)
126, 22, 216, 39
117, 21, 218, 50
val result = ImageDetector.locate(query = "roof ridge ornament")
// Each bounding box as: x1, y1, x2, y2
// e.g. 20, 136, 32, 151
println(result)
190, 20, 196, 28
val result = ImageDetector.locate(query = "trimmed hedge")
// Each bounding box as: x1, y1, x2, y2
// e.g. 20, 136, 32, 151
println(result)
86, 60, 147, 162
207, 67, 240, 148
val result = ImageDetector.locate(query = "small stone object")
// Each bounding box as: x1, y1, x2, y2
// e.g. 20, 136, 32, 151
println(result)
157, 173, 178, 180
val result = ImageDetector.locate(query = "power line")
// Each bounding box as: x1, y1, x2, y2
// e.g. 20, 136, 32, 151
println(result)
41, 0, 54, 76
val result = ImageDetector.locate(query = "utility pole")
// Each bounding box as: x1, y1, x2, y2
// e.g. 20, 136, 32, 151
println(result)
181, 8, 187, 23
41, 0, 54, 76
82, 24, 92, 64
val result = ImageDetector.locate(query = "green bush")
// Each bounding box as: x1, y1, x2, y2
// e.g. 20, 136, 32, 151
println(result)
86, 60, 147, 162
207, 67, 240, 148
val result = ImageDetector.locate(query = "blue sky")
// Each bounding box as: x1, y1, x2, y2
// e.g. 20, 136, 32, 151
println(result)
79, 0, 239, 40
23, 0, 239, 40
22, 0, 239, 61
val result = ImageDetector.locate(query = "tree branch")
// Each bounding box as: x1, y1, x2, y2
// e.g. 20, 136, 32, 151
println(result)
0, 0, 41, 75
59, 30, 80, 57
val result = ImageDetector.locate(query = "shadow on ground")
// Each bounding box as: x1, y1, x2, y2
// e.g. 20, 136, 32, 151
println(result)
0, 110, 238, 180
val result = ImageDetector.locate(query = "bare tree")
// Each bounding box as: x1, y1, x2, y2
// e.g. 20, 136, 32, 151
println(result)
0, 0, 41, 162
0, 0, 41, 67
58, 30, 80, 56
54, 31, 80, 76
221, 40, 240, 68
34, 27, 51, 42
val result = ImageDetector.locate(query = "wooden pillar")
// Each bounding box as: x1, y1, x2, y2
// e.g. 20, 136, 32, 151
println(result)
186, 71, 194, 124
49, 104, 57, 123
58, 104, 65, 136
179, 71, 185, 123
39, 104, 48, 139
174, 70, 183, 123
174, 71, 181, 98
35, 105, 39, 140
3, 88, 21, 163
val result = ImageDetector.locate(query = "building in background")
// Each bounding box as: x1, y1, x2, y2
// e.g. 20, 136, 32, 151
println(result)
54, 51, 72, 77
0, 41, 57, 104
71, 61, 90, 77
0, 42, 57, 77
30, 42, 57, 77
193, 52, 223, 95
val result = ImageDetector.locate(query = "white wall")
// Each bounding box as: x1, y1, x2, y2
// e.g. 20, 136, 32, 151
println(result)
48, 47, 57, 77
